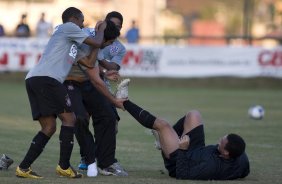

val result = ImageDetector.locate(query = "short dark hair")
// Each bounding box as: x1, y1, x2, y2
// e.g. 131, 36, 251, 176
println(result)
105, 11, 123, 26
62, 7, 82, 23
225, 134, 246, 158
104, 19, 120, 41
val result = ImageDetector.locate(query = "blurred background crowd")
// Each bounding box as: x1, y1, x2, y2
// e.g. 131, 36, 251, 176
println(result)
0, 0, 281, 47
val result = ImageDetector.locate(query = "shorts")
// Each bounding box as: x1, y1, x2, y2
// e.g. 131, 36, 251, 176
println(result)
64, 80, 88, 119
162, 125, 205, 177
26, 76, 73, 120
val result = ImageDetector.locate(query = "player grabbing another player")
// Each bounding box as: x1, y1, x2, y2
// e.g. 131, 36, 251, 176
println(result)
64, 18, 123, 177
75, 11, 128, 176
117, 80, 250, 180
15, 7, 124, 179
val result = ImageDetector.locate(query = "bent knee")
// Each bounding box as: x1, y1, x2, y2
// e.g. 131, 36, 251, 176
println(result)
154, 118, 171, 130
186, 110, 202, 125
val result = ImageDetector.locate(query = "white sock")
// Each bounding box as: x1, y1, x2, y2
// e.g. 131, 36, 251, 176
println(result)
87, 162, 98, 177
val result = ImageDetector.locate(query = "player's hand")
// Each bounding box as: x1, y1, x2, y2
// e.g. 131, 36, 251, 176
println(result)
95, 20, 107, 31
105, 70, 120, 82
113, 98, 126, 110
179, 135, 190, 150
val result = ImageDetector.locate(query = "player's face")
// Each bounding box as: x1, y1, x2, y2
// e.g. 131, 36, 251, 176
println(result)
101, 39, 115, 49
217, 135, 228, 155
110, 17, 122, 31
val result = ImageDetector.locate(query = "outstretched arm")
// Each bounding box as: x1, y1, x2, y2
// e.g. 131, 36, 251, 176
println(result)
78, 47, 125, 110
87, 67, 125, 110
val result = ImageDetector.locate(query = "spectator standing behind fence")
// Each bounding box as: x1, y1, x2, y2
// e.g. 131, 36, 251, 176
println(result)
15, 14, 30, 37
0, 23, 5, 36
36, 12, 53, 38
125, 20, 139, 43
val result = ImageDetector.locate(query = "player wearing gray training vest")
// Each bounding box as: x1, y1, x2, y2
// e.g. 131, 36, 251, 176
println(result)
16, 7, 124, 179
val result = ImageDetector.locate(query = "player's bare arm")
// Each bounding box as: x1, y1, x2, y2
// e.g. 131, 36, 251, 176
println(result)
78, 47, 125, 110
83, 21, 107, 48
86, 67, 125, 110
99, 59, 120, 70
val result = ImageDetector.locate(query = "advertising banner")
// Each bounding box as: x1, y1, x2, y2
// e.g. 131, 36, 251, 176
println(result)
1, 38, 282, 78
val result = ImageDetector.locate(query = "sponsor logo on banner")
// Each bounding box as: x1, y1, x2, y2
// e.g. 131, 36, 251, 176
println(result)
258, 48, 282, 76
121, 49, 161, 73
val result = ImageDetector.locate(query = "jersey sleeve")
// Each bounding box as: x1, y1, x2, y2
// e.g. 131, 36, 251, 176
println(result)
110, 47, 126, 66
65, 23, 89, 45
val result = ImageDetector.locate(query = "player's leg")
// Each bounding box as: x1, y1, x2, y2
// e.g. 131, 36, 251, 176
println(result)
17, 78, 56, 179
82, 81, 127, 176
181, 110, 203, 136
18, 116, 55, 169
57, 112, 76, 168
43, 79, 82, 178
55, 112, 82, 178
153, 119, 180, 158
16, 116, 55, 179
64, 81, 96, 172
123, 100, 179, 158
173, 110, 203, 137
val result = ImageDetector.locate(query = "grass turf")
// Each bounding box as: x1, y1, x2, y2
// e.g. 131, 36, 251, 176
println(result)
0, 77, 281, 184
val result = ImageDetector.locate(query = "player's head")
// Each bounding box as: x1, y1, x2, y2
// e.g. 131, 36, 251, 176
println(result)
101, 19, 120, 48
218, 134, 246, 159
62, 7, 84, 28
105, 11, 123, 30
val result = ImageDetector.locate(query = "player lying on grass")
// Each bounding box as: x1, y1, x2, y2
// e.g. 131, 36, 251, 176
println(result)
117, 80, 250, 180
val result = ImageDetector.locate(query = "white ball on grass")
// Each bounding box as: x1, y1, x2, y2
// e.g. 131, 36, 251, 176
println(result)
248, 105, 265, 120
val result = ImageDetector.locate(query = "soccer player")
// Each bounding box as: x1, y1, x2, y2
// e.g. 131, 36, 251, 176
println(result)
121, 95, 250, 179
15, 7, 124, 179
75, 11, 128, 176
64, 18, 123, 177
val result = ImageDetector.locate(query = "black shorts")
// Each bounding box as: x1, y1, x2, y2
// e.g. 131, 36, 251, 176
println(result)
26, 76, 73, 120
163, 125, 205, 177
64, 80, 88, 119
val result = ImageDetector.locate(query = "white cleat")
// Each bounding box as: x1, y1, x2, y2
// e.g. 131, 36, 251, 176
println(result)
115, 78, 130, 99
151, 130, 161, 150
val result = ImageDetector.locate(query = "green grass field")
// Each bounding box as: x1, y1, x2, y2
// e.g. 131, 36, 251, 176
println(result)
0, 76, 282, 184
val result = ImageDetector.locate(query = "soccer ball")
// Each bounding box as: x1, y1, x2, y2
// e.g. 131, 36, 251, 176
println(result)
248, 105, 265, 120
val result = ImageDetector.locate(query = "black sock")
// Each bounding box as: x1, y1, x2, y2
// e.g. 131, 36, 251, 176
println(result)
123, 100, 156, 129
19, 131, 50, 169
59, 126, 74, 170
172, 116, 185, 136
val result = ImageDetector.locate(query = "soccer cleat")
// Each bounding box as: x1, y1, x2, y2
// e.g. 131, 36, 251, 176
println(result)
15, 166, 43, 179
78, 157, 88, 170
115, 78, 130, 99
98, 162, 128, 176
151, 130, 161, 150
56, 165, 83, 178
0, 154, 14, 170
